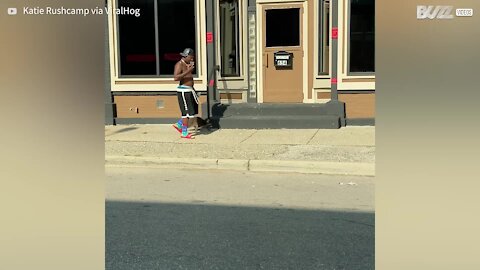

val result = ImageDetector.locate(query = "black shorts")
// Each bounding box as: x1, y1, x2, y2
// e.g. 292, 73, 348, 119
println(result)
177, 90, 198, 118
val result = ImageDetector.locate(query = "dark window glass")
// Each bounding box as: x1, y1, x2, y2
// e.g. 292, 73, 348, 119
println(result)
118, 0, 156, 76
349, 0, 375, 73
157, 0, 196, 75
117, 0, 196, 76
266, 8, 300, 47
219, 0, 240, 77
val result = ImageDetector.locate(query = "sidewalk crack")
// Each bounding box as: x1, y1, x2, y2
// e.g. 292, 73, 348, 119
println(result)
306, 129, 320, 145
239, 130, 258, 144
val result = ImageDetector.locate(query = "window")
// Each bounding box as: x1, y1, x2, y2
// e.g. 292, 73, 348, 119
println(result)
219, 0, 240, 77
318, 0, 330, 75
266, 8, 300, 47
349, 0, 375, 73
118, 0, 156, 76
157, 0, 196, 75
117, 0, 197, 77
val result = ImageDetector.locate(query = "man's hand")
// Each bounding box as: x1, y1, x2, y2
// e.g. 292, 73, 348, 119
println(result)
187, 62, 195, 72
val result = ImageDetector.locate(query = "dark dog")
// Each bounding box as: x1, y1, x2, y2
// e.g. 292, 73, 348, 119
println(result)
187, 117, 210, 134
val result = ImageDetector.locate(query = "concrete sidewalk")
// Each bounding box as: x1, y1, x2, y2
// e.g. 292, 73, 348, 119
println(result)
105, 125, 375, 176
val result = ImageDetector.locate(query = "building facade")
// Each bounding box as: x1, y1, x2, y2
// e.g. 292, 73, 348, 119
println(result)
105, 0, 375, 127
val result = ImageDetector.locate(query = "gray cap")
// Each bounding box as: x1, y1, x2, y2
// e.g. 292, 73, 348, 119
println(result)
180, 48, 195, 57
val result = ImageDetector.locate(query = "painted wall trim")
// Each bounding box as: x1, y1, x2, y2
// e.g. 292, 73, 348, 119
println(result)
108, 0, 208, 89
112, 91, 178, 96
115, 118, 180, 125
339, 90, 375, 94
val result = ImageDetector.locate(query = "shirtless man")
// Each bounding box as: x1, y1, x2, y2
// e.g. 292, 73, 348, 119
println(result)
173, 48, 198, 139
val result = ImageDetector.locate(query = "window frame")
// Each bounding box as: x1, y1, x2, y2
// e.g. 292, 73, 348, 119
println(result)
115, 0, 200, 78
218, 0, 242, 78
216, 0, 247, 81
347, 0, 375, 76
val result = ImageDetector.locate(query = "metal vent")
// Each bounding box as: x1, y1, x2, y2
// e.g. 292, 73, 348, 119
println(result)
156, 100, 165, 109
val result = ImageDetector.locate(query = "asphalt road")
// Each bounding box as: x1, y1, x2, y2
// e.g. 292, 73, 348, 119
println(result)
106, 167, 374, 270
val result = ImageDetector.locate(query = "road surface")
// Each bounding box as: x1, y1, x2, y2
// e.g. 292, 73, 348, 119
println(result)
106, 167, 374, 270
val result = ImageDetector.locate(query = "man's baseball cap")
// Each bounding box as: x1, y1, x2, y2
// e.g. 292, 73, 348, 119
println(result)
180, 48, 195, 57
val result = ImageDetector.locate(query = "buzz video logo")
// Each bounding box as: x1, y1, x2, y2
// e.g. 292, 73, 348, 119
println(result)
417, 5, 474, 19
417, 5, 454, 19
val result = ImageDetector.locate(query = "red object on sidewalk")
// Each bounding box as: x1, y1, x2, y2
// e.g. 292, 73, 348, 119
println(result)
331, 78, 338, 84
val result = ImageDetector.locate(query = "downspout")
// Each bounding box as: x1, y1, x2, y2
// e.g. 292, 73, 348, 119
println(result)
206, 0, 219, 119
327, 0, 346, 127
105, 0, 115, 125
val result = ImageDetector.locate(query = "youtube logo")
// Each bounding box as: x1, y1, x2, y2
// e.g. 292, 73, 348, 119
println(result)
8, 8, 17, 15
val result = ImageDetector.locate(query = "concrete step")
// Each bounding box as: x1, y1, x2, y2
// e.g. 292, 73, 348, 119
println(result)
210, 115, 341, 129
212, 102, 344, 117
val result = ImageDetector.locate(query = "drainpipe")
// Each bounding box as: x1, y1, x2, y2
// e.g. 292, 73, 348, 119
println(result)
330, 0, 338, 101
327, 0, 346, 126
105, 0, 115, 125
206, 0, 218, 119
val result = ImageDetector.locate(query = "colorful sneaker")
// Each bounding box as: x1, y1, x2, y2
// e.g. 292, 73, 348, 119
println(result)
180, 133, 194, 139
180, 126, 193, 139
172, 119, 183, 133
172, 124, 182, 133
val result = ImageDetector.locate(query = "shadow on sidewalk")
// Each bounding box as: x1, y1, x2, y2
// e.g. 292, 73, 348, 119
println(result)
192, 125, 220, 136
105, 127, 139, 136
106, 201, 374, 270
188, 117, 222, 136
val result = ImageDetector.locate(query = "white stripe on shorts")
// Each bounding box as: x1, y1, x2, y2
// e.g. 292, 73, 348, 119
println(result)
181, 91, 188, 111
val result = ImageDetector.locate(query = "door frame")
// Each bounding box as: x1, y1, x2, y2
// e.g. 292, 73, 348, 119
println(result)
256, 0, 308, 103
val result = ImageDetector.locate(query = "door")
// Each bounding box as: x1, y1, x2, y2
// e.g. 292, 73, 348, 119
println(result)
262, 4, 304, 103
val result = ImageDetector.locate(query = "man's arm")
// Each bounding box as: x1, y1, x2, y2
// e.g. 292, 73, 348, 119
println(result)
174, 62, 194, 81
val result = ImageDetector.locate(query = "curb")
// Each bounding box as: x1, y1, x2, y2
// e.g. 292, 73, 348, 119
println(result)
106, 156, 375, 177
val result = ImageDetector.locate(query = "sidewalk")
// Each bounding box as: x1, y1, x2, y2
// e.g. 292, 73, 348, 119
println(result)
105, 125, 375, 176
